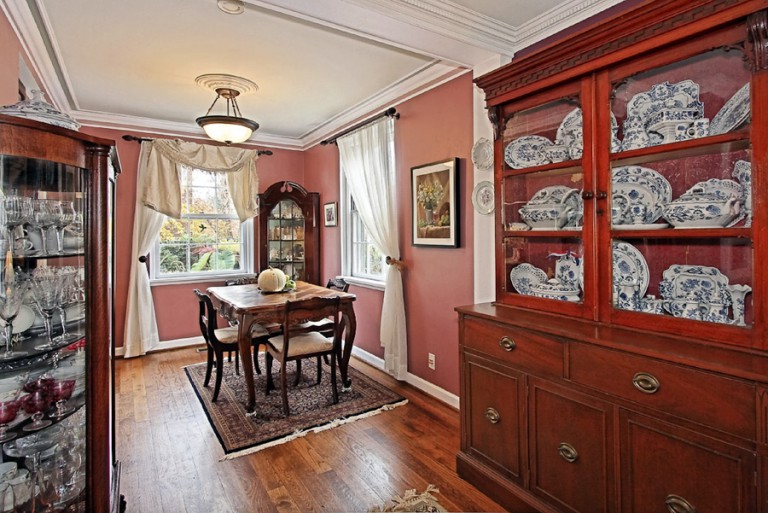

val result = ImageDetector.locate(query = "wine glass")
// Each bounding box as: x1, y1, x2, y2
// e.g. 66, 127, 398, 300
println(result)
52, 201, 76, 254
30, 268, 63, 351
21, 389, 52, 431
2, 195, 33, 251
0, 276, 31, 360
0, 398, 20, 443
54, 268, 79, 343
49, 379, 75, 420
27, 199, 57, 256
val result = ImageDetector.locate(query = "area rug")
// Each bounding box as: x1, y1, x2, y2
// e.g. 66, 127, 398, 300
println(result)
185, 355, 407, 459
369, 485, 447, 512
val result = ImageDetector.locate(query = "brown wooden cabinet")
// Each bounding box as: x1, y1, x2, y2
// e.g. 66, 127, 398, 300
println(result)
0, 113, 120, 512
258, 181, 320, 284
459, 1, 768, 512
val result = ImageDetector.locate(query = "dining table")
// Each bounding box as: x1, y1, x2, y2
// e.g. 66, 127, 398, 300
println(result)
207, 280, 357, 413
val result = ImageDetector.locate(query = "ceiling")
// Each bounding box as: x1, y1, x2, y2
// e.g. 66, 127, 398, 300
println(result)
2, 0, 623, 149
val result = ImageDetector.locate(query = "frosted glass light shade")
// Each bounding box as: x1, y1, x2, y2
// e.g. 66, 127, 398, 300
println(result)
196, 115, 259, 145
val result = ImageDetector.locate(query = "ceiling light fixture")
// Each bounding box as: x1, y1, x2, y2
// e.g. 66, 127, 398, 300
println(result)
195, 74, 259, 145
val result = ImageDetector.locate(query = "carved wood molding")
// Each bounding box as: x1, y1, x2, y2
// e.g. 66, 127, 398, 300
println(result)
748, 10, 768, 71
476, 0, 754, 101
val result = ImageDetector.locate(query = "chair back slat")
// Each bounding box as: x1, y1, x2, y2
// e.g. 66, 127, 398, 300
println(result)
326, 277, 349, 293
284, 296, 340, 327
194, 289, 220, 344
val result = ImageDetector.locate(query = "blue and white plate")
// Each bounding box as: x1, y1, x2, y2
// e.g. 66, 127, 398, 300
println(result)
509, 263, 548, 295
612, 241, 649, 309
710, 83, 750, 135
504, 135, 553, 169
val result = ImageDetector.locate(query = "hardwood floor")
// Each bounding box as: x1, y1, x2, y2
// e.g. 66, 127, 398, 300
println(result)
115, 347, 504, 512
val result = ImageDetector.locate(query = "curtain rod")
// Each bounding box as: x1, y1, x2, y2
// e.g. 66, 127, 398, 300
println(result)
121, 135, 273, 156
320, 107, 399, 146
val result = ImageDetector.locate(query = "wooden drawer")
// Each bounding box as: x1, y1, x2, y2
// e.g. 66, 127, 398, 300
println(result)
569, 343, 756, 439
462, 317, 564, 377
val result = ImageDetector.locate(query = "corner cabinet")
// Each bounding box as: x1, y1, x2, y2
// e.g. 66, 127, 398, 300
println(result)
459, 2, 768, 512
0, 114, 121, 512
258, 181, 320, 284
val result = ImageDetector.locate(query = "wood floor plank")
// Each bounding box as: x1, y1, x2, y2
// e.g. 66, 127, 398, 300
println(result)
116, 348, 504, 512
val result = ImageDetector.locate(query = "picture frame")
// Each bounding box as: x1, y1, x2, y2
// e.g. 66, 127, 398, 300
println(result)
411, 158, 459, 247
323, 202, 338, 227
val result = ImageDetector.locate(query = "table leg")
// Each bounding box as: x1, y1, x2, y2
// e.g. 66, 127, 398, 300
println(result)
238, 315, 256, 412
339, 304, 357, 390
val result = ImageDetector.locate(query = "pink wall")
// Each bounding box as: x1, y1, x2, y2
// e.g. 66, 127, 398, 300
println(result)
0, 12, 20, 104
300, 74, 475, 393
396, 74, 474, 393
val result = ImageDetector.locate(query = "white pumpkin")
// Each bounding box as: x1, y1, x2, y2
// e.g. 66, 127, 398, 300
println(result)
257, 267, 287, 292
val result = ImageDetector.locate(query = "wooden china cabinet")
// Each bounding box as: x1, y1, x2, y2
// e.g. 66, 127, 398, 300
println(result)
0, 114, 120, 511
458, 2, 768, 512
258, 181, 320, 284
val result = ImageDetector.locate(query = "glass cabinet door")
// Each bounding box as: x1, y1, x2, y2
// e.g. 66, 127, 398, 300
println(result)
605, 45, 753, 342
266, 199, 306, 281
0, 155, 88, 511
499, 88, 594, 318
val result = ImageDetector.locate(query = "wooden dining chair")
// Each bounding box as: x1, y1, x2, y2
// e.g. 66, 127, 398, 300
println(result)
265, 296, 341, 416
222, 277, 282, 374
193, 289, 271, 402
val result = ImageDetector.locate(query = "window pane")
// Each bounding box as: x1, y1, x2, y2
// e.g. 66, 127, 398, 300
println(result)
216, 219, 240, 242
189, 168, 216, 188
188, 187, 216, 215
189, 219, 215, 243
216, 186, 235, 215
159, 244, 188, 274
159, 219, 188, 243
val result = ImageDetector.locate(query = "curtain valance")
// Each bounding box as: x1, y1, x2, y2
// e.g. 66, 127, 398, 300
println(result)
139, 139, 260, 221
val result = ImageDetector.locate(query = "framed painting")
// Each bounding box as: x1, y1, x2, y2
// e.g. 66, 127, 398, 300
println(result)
323, 202, 338, 227
411, 158, 459, 247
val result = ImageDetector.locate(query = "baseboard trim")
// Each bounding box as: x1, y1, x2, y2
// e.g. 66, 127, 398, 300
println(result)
117, 338, 459, 409
351, 347, 459, 409
115, 336, 204, 357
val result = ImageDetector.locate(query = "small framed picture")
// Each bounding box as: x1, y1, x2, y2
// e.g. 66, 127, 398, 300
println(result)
412, 158, 459, 247
323, 202, 338, 227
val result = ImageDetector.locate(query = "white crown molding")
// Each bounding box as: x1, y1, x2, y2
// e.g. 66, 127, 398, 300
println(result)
0, 0, 71, 112
515, 0, 627, 50
74, 110, 306, 150
301, 60, 468, 148
342, 0, 518, 56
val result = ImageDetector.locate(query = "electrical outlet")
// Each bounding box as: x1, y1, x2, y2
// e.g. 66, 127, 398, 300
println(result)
428, 353, 436, 370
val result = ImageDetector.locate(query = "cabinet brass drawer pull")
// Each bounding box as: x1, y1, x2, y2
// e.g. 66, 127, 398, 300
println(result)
557, 442, 579, 463
498, 337, 516, 352
484, 407, 500, 424
665, 494, 696, 513
632, 372, 660, 394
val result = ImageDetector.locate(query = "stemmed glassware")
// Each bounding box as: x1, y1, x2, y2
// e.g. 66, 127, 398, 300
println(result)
54, 268, 80, 343
27, 199, 57, 256
52, 201, 76, 254
2, 195, 33, 253
30, 268, 64, 351
0, 271, 31, 360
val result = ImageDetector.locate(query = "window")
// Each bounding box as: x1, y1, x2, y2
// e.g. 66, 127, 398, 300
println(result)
347, 196, 385, 280
151, 166, 252, 281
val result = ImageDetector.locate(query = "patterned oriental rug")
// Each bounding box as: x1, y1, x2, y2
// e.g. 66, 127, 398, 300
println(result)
185, 356, 407, 460
369, 485, 447, 512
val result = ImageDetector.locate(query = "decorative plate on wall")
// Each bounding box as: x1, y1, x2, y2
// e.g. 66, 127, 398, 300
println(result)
471, 138, 494, 171
472, 181, 494, 215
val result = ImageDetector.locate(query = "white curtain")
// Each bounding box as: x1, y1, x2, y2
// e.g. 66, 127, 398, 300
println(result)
338, 117, 407, 379
122, 139, 260, 358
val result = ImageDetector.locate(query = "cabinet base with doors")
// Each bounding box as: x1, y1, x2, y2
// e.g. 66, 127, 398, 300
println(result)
459, 1, 768, 512
258, 181, 320, 284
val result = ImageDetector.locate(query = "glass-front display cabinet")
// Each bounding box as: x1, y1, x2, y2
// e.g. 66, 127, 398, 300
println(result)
0, 114, 119, 512
258, 181, 320, 284
492, 8, 762, 348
